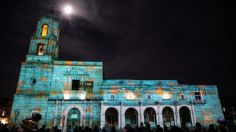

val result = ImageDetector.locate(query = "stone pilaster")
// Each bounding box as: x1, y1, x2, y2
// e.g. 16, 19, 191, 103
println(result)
54, 99, 58, 126
90, 100, 92, 127
120, 102, 123, 129
100, 101, 104, 128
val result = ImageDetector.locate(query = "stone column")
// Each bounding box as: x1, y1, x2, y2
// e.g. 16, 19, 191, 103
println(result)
142, 108, 145, 125
60, 100, 64, 130
121, 106, 126, 128
84, 100, 87, 126
120, 101, 123, 129
137, 106, 141, 126
172, 105, 177, 126
158, 105, 163, 127
54, 99, 58, 126
156, 103, 160, 126
174, 103, 180, 126
139, 100, 142, 125
177, 106, 181, 127
190, 102, 196, 126
90, 100, 92, 127
100, 101, 104, 128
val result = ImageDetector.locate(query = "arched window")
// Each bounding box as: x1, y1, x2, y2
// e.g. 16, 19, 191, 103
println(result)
41, 24, 48, 36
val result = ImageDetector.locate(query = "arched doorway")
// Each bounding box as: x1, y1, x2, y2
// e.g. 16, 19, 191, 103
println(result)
162, 107, 175, 127
67, 108, 81, 129
125, 108, 138, 127
105, 108, 119, 127
144, 107, 156, 126
179, 106, 192, 127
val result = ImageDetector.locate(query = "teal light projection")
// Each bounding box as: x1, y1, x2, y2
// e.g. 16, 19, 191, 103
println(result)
10, 14, 224, 130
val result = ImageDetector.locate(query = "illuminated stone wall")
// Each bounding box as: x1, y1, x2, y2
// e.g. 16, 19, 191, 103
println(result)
10, 15, 224, 129
101, 80, 224, 127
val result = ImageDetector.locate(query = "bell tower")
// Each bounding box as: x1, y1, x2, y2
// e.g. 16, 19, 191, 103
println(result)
26, 14, 60, 63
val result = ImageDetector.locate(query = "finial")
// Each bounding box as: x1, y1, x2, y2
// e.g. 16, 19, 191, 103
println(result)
45, 6, 59, 20
49, 6, 55, 14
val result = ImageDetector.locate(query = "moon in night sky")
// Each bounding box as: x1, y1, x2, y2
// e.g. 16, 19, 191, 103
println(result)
0, 0, 234, 107
63, 4, 73, 15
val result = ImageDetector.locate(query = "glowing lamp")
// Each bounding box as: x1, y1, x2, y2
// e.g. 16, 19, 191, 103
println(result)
162, 92, 171, 99
126, 92, 136, 100
63, 90, 71, 100
78, 91, 87, 100
0, 118, 8, 124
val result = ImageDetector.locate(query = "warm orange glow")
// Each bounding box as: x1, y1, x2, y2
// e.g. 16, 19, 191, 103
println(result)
63, 90, 71, 100
156, 87, 163, 95
162, 92, 171, 99
41, 24, 48, 36
0, 118, 8, 124
126, 92, 136, 100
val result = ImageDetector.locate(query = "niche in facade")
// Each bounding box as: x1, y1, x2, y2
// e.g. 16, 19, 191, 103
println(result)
37, 44, 45, 55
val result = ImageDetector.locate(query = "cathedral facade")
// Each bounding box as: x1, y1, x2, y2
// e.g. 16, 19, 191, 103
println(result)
10, 15, 224, 131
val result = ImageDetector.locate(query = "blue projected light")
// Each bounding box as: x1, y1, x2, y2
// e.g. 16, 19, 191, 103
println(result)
10, 13, 224, 130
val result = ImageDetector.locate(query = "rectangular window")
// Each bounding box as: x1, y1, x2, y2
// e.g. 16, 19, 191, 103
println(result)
32, 79, 36, 84
194, 92, 202, 101
72, 80, 80, 90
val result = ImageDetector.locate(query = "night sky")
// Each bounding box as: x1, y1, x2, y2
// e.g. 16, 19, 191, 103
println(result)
0, 1, 233, 105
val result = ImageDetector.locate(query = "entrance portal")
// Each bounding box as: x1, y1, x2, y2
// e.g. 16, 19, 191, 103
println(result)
67, 108, 81, 129
179, 106, 192, 127
162, 107, 175, 127
105, 108, 119, 127
144, 107, 156, 126
125, 108, 138, 127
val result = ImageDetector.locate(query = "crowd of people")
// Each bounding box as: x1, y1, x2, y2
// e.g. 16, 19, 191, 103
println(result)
0, 121, 235, 132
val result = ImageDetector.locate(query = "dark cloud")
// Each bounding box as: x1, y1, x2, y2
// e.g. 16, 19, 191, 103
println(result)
0, 0, 234, 106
